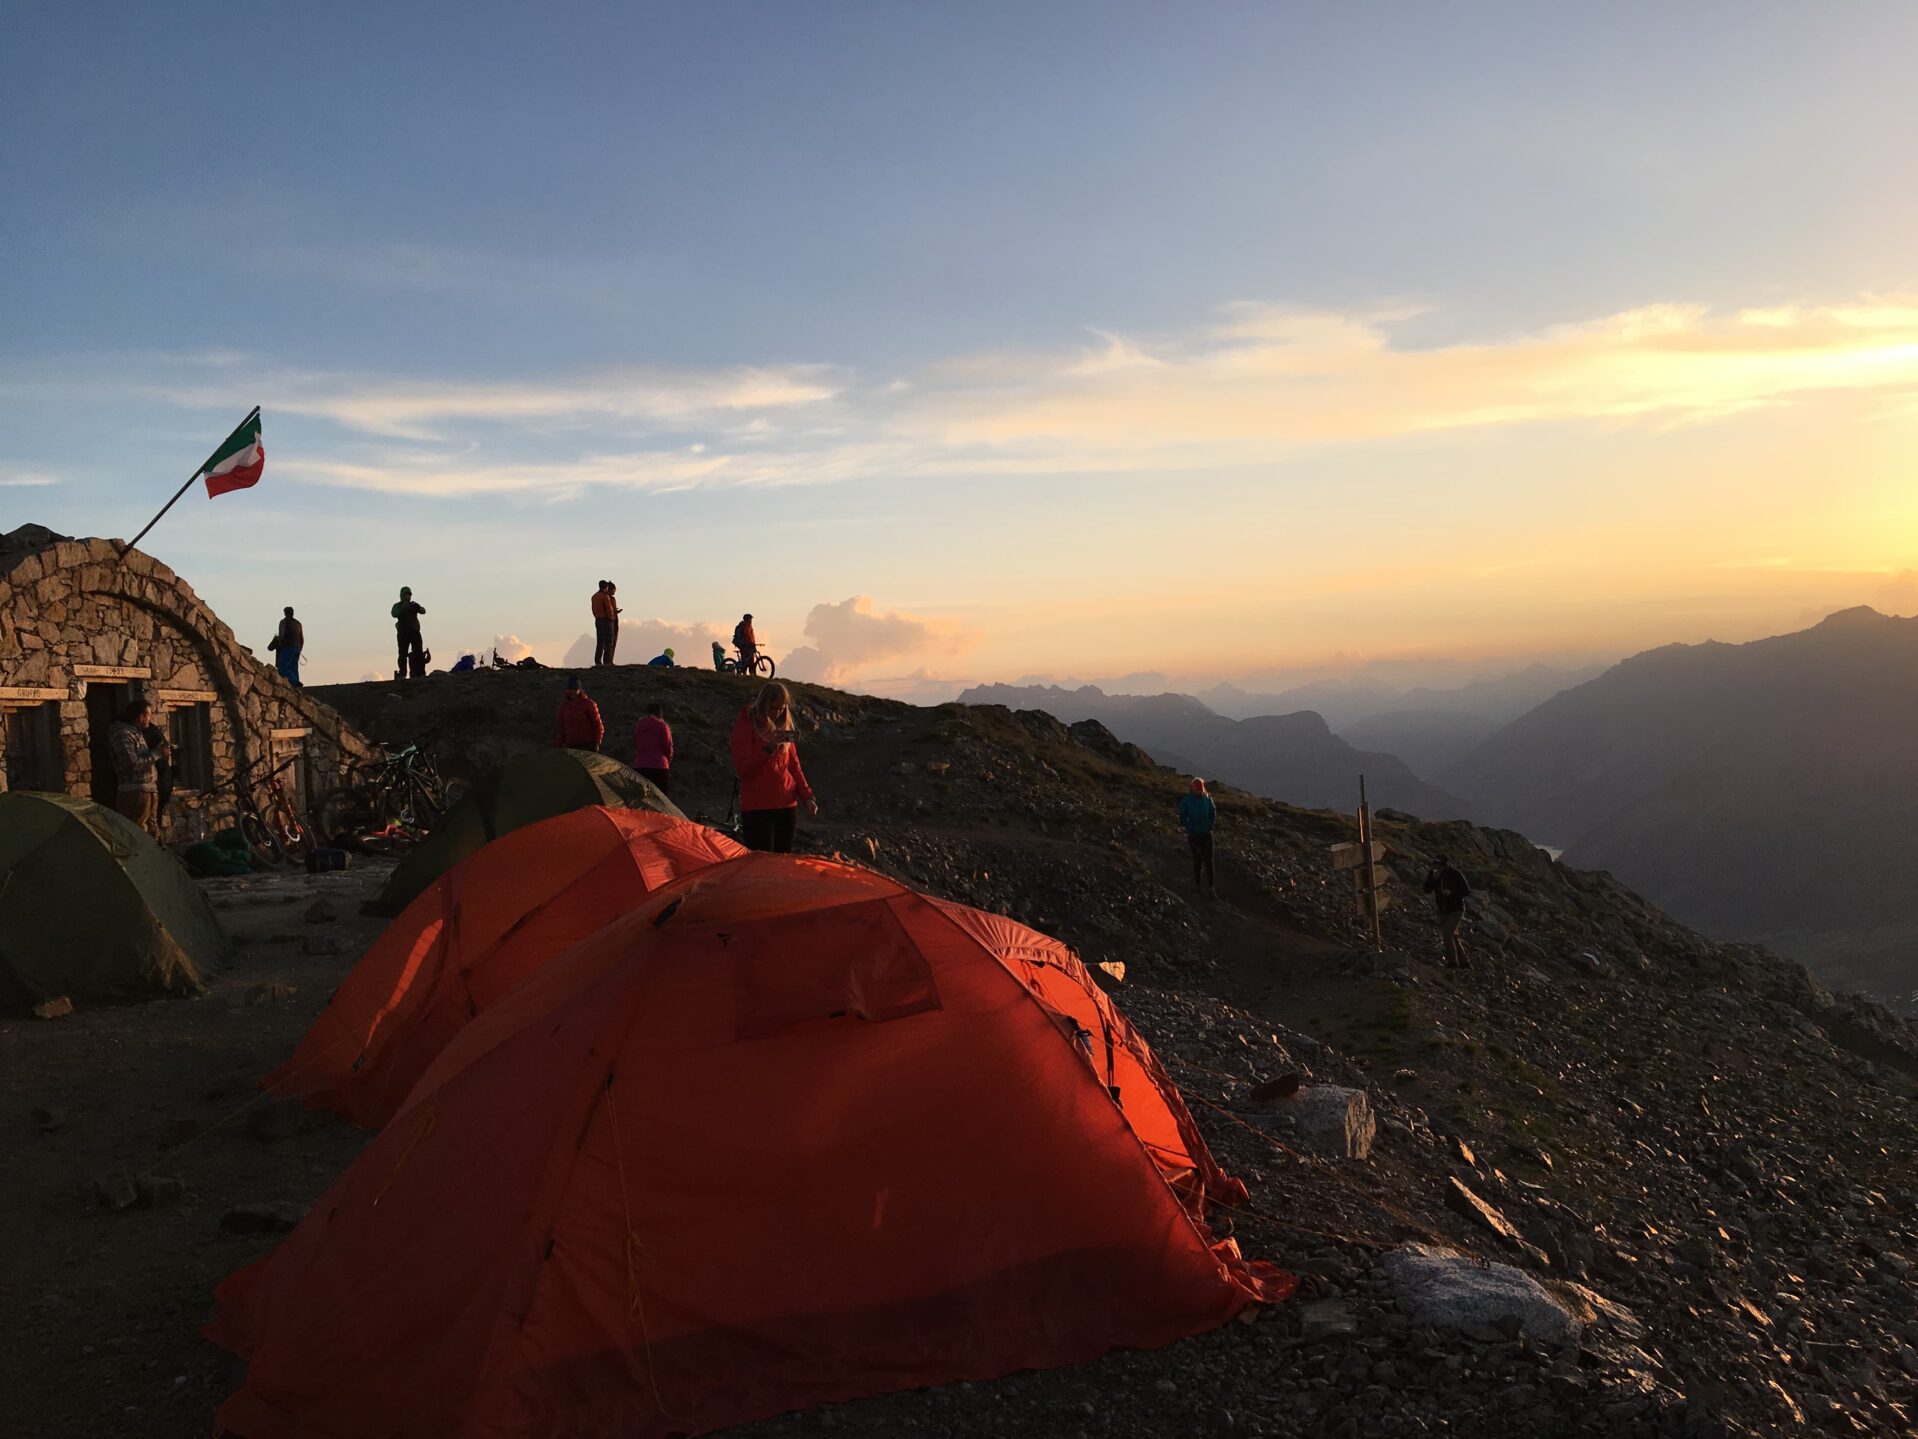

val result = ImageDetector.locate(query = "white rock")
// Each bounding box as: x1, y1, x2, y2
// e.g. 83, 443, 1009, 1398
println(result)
1382, 1243, 1582, 1345
1268, 1084, 1376, 1160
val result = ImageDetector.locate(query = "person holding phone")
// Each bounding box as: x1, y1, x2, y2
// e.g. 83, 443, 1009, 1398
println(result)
729, 681, 817, 852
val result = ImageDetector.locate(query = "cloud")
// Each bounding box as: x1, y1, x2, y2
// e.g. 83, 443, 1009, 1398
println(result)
0, 469, 58, 487
15, 293, 1918, 500
260, 366, 839, 442
909, 296, 1918, 458
780, 596, 975, 686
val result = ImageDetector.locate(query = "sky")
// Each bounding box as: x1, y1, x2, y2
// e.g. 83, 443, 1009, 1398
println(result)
4, 4, 1917, 697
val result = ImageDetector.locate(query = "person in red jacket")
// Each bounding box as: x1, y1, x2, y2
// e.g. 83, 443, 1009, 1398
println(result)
631, 702, 674, 794
554, 675, 605, 751
729, 681, 816, 852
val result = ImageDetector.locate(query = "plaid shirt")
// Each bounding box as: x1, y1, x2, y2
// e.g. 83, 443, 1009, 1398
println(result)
108, 721, 158, 791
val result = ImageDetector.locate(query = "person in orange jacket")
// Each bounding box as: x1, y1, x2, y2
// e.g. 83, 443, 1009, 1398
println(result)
590, 581, 619, 666
555, 675, 605, 751
729, 681, 817, 852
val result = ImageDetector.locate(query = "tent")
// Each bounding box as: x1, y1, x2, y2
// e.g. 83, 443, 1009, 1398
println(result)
210, 855, 1291, 1438
0, 791, 228, 1006
366, 749, 682, 917
268, 807, 746, 1126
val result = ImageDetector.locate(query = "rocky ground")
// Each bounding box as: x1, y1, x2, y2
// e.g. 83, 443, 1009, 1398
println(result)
5, 662, 1915, 1435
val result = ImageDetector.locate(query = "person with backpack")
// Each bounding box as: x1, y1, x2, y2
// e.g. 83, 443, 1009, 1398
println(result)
1423, 855, 1473, 967
733, 613, 757, 674
269, 606, 304, 688
392, 587, 427, 679
554, 675, 605, 751
632, 702, 674, 794
729, 681, 816, 852
1179, 777, 1217, 893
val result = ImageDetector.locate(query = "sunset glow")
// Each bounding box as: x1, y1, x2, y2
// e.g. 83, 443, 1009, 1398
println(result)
4, 5, 1915, 694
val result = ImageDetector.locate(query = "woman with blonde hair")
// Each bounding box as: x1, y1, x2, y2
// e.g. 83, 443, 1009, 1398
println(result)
729, 681, 818, 852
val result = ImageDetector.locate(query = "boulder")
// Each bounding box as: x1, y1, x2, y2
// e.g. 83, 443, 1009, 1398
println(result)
1383, 1243, 1582, 1345
1267, 1083, 1376, 1160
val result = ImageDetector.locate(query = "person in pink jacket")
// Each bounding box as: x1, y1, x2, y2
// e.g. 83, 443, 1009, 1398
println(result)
631, 703, 674, 795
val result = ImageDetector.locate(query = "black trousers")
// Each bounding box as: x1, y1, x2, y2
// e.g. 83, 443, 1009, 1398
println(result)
638, 767, 670, 795
593, 616, 613, 665
742, 807, 797, 853
1188, 832, 1215, 888
397, 627, 424, 678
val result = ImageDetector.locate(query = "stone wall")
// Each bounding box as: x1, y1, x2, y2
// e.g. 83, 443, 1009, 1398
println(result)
0, 530, 378, 840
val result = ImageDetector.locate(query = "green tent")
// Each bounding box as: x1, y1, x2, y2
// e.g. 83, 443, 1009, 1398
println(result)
366, 749, 683, 916
0, 791, 230, 1007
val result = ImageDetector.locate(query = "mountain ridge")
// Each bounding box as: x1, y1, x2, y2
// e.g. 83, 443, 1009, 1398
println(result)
957, 680, 1473, 819
1443, 607, 1918, 1003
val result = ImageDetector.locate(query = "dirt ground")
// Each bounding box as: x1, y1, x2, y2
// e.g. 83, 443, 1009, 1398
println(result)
0, 859, 395, 1438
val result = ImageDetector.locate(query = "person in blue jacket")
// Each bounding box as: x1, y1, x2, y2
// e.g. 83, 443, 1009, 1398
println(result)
647, 647, 676, 668
1179, 777, 1216, 893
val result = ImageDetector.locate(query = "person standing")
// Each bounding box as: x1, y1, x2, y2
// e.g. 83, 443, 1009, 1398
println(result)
555, 675, 605, 751
632, 702, 674, 794
1179, 777, 1217, 893
392, 587, 427, 679
605, 582, 622, 664
108, 698, 169, 839
271, 606, 304, 688
729, 681, 816, 852
1423, 855, 1472, 967
142, 712, 174, 838
733, 613, 757, 673
591, 582, 614, 666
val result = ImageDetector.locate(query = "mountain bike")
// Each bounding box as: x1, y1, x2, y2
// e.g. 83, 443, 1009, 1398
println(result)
722, 646, 776, 680
318, 730, 465, 839
232, 753, 312, 867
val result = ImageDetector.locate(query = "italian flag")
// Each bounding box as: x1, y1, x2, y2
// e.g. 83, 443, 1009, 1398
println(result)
201, 410, 265, 498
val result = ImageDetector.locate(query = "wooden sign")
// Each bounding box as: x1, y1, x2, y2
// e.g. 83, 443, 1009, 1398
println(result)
1330, 839, 1387, 871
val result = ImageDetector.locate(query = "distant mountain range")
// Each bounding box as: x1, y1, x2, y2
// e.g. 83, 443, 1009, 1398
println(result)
1440, 608, 1918, 1002
956, 683, 1471, 819
1201, 662, 1608, 729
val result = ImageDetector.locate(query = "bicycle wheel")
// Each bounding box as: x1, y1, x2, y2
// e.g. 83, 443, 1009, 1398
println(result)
276, 806, 314, 860
318, 785, 375, 838
751, 653, 777, 680
374, 777, 417, 827
410, 770, 450, 824
239, 809, 286, 866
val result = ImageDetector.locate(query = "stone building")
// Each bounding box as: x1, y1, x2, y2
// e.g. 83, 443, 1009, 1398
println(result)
0, 524, 376, 839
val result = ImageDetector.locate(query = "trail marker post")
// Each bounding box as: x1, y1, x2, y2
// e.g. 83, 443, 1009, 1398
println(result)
1329, 775, 1387, 950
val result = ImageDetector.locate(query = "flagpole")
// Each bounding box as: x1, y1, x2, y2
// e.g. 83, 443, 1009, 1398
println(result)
119, 405, 261, 561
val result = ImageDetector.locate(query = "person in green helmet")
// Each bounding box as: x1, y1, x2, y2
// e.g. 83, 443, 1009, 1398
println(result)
647, 647, 676, 668
392, 586, 427, 679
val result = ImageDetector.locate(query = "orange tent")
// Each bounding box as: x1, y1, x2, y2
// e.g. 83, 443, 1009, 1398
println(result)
212, 855, 1292, 1439
265, 807, 745, 1127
